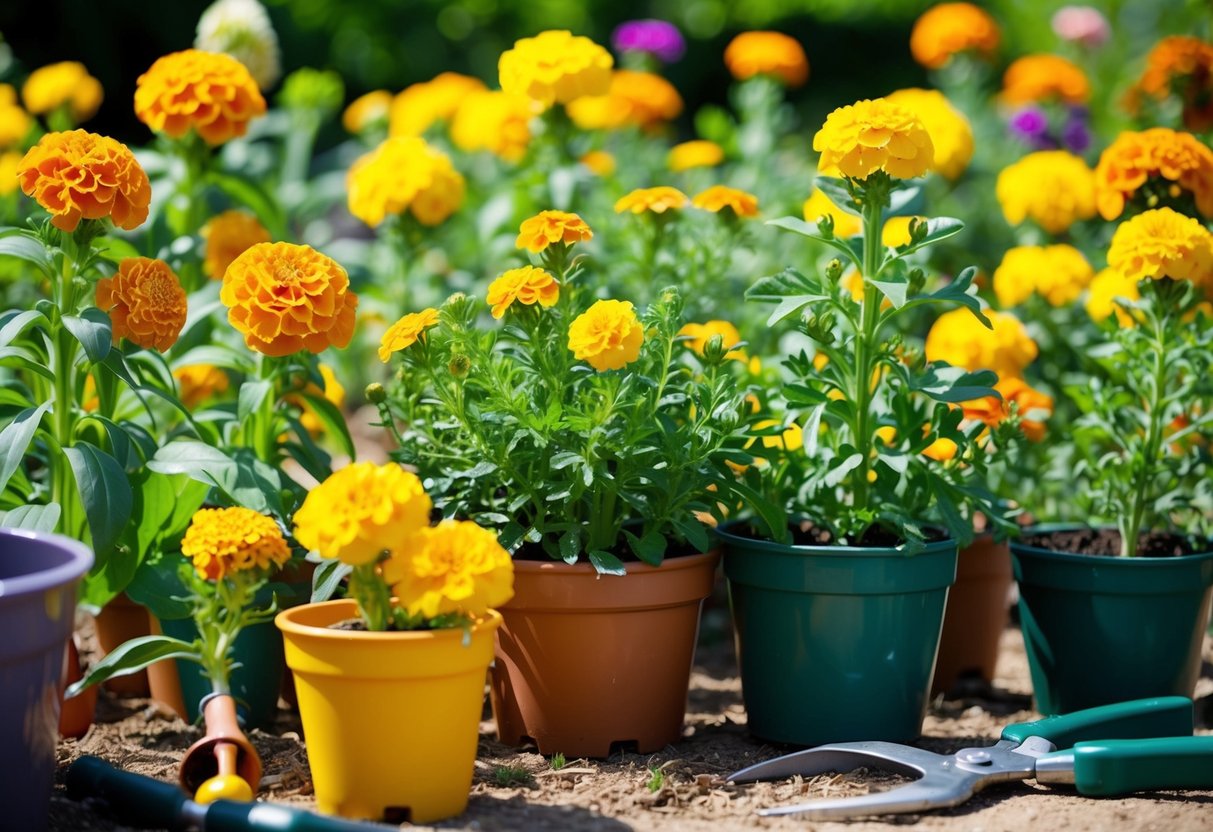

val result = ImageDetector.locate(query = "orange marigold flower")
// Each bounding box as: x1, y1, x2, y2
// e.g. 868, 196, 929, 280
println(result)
723, 31, 809, 87
668, 140, 724, 172
182, 506, 290, 581
614, 185, 689, 214
487, 266, 559, 319
910, 3, 1000, 69
221, 242, 358, 357
379, 307, 440, 362
566, 70, 682, 130
692, 185, 759, 218
499, 30, 613, 108
961, 377, 1053, 442
95, 257, 188, 353
22, 62, 103, 123
1093, 128, 1213, 221
1000, 54, 1090, 106
922, 435, 958, 462
580, 149, 615, 176
516, 210, 592, 252
202, 210, 271, 280
347, 136, 464, 227
568, 299, 644, 372
135, 50, 266, 145
1106, 207, 1213, 291
342, 89, 392, 134
1126, 36, 1213, 132
389, 72, 487, 137
173, 363, 230, 409
17, 130, 151, 232
679, 320, 745, 361
813, 99, 934, 181
450, 90, 535, 163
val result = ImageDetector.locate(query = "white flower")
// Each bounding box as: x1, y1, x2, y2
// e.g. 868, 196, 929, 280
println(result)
195, 0, 282, 90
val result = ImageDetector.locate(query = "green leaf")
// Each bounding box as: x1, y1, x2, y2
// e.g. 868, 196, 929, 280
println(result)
125, 554, 193, 620
624, 529, 667, 566
299, 390, 356, 459
765, 216, 863, 268
902, 267, 990, 327
92, 236, 143, 263
0, 233, 54, 278
205, 171, 286, 238
311, 558, 352, 603
824, 453, 864, 487
133, 471, 208, 559
237, 379, 272, 422
729, 480, 789, 543
148, 441, 283, 515
0, 309, 48, 349
672, 516, 710, 552
61, 309, 113, 364
65, 635, 200, 698
813, 177, 859, 215
0, 346, 55, 381
870, 274, 909, 308
64, 442, 133, 557
892, 217, 963, 255
172, 345, 256, 374
0, 401, 51, 494
887, 184, 924, 215
746, 268, 833, 326
916, 366, 999, 403
558, 528, 581, 564
0, 503, 61, 532
588, 550, 627, 576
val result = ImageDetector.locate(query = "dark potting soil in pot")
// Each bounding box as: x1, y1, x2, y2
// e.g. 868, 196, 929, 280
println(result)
1021, 528, 1200, 558
729, 521, 947, 548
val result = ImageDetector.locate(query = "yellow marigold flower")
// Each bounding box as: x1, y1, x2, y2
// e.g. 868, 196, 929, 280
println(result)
22, 62, 103, 123
0, 91, 31, 148
384, 520, 514, 620
568, 299, 644, 372
813, 99, 934, 181
95, 258, 188, 353
679, 320, 744, 361
925, 308, 1038, 379
342, 89, 392, 134
1085, 267, 1140, 328
614, 186, 689, 215
802, 188, 861, 237
134, 49, 266, 145
962, 378, 1053, 442
875, 425, 898, 445
1127, 36, 1213, 132
389, 72, 486, 137
221, 242, 358, 357
1000, 54, 1090, 106
182, 507, 289, 581
450, 90, 534, 163
996, 150, 1096, 234
292, 364, 345, 437
566, 70, 682, 131
487, 266, 560, 319
17, 130, 151, 233
922, 435, 957, 462
293, 461, 432, 567
379, 307, 440, 362
993, 244, 1094, 308
910, 3, 1000, 69
692, 185, 759, 218
883, 88, 973, 180
498, 30, 613, 108
173, 364, 230, 409
723, 31, 809, 87
751, 419, 804, 452
347, 136, 464, 227
580, 149, 615, 176
669, 140, 724, 172
0, 151, 22, 196
1093, 128, 1213, 221
202, 210, 271, 280
516, 210, 592, 252
1106, 207, 1213, 291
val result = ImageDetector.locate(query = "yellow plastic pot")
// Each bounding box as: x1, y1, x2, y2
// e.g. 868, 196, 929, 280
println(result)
276, 599, 500, 823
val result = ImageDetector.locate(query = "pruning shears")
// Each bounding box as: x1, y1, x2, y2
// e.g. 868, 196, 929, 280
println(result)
728, 696, 1213, 819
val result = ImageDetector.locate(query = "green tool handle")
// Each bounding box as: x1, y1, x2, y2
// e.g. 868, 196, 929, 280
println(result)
1070, 736, 1213, 796
207, 801, 400, 831
65, 755, 188, 828
1001, 697, 1193, 749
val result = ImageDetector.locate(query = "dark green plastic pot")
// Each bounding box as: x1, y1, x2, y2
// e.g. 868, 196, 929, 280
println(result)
1011, 530, 1213, 715
719, 525, 957, 746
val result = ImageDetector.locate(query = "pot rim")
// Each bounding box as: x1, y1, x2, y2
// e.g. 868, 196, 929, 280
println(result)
511, 547, 719, 575
0, 527, 94, 597
715, 520, 956, 558
1011, 524, 1213, 562
276, 598, 502, 642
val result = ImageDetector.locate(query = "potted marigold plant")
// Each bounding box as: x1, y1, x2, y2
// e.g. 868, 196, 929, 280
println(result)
371, 209, 750, 757
277, 461, 513, 823
719, 98, 1015, 745
1011, 206, 1213, 714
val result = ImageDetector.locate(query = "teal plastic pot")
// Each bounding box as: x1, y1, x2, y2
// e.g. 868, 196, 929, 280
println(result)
719, 525, 957, 746
1011, 532, 1213, 715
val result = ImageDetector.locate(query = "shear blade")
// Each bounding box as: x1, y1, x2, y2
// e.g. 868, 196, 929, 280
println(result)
758, 775, 969, 819
728, 741, 941, 783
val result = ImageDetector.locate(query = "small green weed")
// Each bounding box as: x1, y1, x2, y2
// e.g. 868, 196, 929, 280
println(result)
646, 766, 664, 793
493, 765, 535, 788
550, 752, 566, 770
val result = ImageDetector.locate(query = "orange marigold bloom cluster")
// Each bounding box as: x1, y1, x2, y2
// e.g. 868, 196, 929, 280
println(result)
1107, 207, 1213, 291
347, 136, 465, 227
134, 49, 266, 145
580, 149, 616, 176
22, 62, 103, 123
221, 242, 358, 357
1127, 36, 1213, 132
692, 185, 759, 217
487, 266, 560, 318
516, 210, 593, 252
18, 130, 151, 232
173, 363, 230, 409
499, 30, 613, 108
1000, 54, 1090, 106
668, 140, 724, 172
1093, 128, 1213, 221
962, 378, 1054, 442
568, 299, 644, 372
379, 307, 440, 362
723, 31, 809, 87
202, 210, 271, 280
566, 70, 682, 130
182, 507, 290, 581
814, 99, 934, 180
909, 3, 1000, 69
614, 186, 689, 215
450, 91, 534, 163
96, 257, 188, 353
389, 72, 486, 137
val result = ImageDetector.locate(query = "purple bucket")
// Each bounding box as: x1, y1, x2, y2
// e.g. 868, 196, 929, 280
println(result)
0, 528, 92, 831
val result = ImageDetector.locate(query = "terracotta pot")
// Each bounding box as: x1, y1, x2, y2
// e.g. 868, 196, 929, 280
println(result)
145, 612, 188, 720
931, 535, 1013, 695
58, 634, 97, 739
93, 593, 152, 696
491, 549, 719, 758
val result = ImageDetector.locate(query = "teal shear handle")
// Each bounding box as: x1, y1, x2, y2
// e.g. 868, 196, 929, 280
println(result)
1001, 696, 1194, 748
1037, 736, 1213, 796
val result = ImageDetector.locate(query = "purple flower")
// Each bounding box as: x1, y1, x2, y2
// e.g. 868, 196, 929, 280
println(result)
1009, 106, 1049, 138
1061, 110, 1092, 153
611, 19, 686, 64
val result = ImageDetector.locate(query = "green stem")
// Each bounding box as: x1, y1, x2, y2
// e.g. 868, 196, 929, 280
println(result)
351, 562, 392, 631
51, 241, 81, 539
1122, 308, 1170, 557
852, 188, 885, 518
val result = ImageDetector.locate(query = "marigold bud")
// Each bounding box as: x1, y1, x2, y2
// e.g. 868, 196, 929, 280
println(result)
365, 382, 387, 404
825, 259, 844, 282
448, 354, 471, 379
